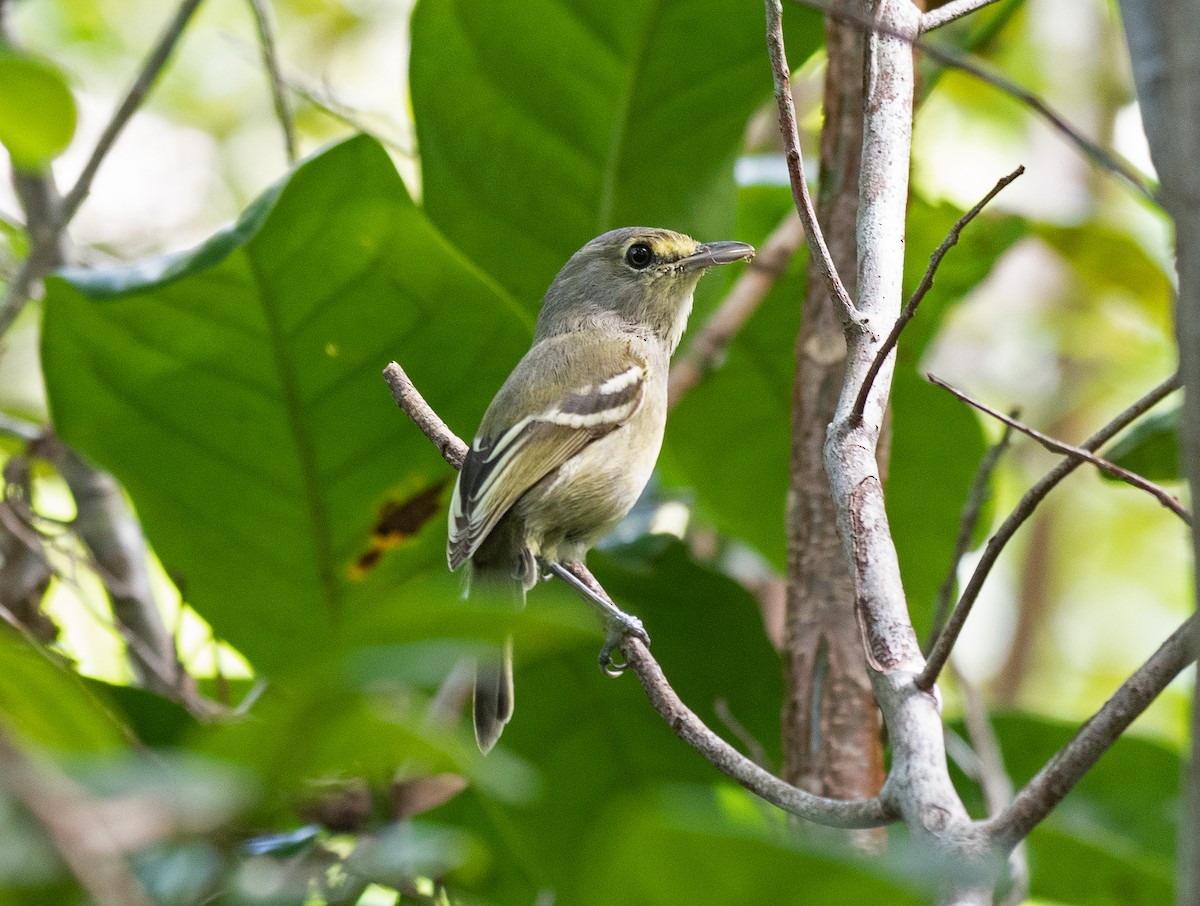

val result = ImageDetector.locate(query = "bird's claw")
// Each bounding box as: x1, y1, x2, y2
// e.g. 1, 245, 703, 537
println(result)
597, 612, 650, 677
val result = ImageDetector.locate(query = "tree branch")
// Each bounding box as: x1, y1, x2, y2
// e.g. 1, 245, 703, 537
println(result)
926, 421, 1013, 650
0, 0, 207, 336
790, 0, 1158, 205
667, 211, 804, 407
851, 165, 1024, 425
983, 616, 1196, 851
381, 361, 896, 829
918, 372, 1182, 690
952, 667, 1029, 906
245, 0, 296, 163
920, 0, 1005, 33
929, 374, 1191, 525
765, 0, 861, 328
57, 0, 207, 230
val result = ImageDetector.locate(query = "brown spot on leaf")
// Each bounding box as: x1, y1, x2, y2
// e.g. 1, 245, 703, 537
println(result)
348, 480, 448, 580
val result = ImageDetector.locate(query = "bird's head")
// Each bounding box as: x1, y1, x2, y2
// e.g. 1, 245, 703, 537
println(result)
536, 227, 755, 352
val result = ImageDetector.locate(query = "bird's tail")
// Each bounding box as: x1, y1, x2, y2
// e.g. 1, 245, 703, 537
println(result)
473, 635, 514, 754
463, 557, 531, 753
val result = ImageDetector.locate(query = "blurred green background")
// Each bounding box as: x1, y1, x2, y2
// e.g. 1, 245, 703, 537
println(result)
0, 0, 1186, 903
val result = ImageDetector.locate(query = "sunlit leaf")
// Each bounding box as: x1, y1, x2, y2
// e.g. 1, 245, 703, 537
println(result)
43, 136, 532, 671
410, 0, 823, 306
0, 51, 77, 171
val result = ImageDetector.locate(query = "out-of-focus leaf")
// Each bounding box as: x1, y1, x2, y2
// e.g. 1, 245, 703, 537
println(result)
0, 51, 77, 171
197, 649, 537, 822
0, 630, 126, 752
42, 135, 532, 671
950, 712, 1180, 904
901, 197, 1028, 356
1037, 223, 1173, 331
133, 841, 225, 906
582, 785, 925, 904
662, 186, 803, 566
433, 537, 785, 901
1103, 403, 1181, 483
410, 0, 823, 306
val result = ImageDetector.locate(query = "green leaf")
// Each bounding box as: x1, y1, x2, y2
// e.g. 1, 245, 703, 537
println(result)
0, 51, 77, 171
432, 538, 786, 900
43, 135, 533, 671
951, 713, 1180, 904
1103, 403, 1181, 483
581, 786, 925, 905
410, 0, 823, 306
0, 630, 127, 753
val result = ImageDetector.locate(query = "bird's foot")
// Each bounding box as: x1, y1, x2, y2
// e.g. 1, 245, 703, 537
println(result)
598, 610, 650, 677
542, 560, 650, 676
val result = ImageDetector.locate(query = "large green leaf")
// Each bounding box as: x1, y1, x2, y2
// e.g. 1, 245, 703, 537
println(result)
43, 136, 533, 671
410, 0, 823, 306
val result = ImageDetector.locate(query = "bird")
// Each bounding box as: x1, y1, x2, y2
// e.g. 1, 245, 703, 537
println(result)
447, 226, 754, 752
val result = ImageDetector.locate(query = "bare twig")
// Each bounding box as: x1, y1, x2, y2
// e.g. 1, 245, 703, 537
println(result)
983, 615, 1196, 851
929, 375, 1191, 524
381, 361, 896, 829
668, 211, 803, 406
952, 667, 1029, 905
921, 0, 1005, 33
245, 0, 296, 163
765, 0, 860, 328
926, 421, 1014, 650
0, 0, 206, 336
790, 0, 1158, 206
851, 165, 1024, 424
623, 636, 894, 827
57, 0, 206, 229
918, 372, 1182, 690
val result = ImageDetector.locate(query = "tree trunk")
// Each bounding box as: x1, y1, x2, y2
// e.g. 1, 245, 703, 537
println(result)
781, 0, 886, 836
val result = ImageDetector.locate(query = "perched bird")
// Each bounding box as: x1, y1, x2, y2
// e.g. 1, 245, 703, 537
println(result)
448, 227, 754, 752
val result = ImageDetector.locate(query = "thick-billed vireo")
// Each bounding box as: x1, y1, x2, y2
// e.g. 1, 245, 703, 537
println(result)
448, 226, 754, 752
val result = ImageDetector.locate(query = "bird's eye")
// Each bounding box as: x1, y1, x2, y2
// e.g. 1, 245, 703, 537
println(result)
625, 242, 654, 269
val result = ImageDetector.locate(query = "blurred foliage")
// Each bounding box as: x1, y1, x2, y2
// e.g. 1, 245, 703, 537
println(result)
0, 0, 1186, 903
0, 50, 77, 171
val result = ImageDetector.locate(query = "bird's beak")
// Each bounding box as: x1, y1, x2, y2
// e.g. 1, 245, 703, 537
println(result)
677, 241, 756, 272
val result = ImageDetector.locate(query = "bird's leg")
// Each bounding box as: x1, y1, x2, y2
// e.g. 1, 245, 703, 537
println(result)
544, 561, 650, 676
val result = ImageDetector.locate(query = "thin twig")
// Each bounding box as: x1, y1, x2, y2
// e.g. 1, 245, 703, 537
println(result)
245, 0, 296, 163
790, 0, 1158, 206
930, 375, 1191, 524
925, 421, 1014, 651
983, 615, 1196, 851
667, 212, 803, 406
952, 666, 1029, 906
851, 165, 1024, 424
381, 361, 896, 829
224, 36, 414, 157
0, 0, 206, 337
918, 372, 1182, 690
921, 0, 1005, 33
765, 0, 860, 328
59, 0, 206, 228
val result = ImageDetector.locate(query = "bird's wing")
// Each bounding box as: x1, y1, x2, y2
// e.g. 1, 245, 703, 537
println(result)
448, 341, 647, 570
